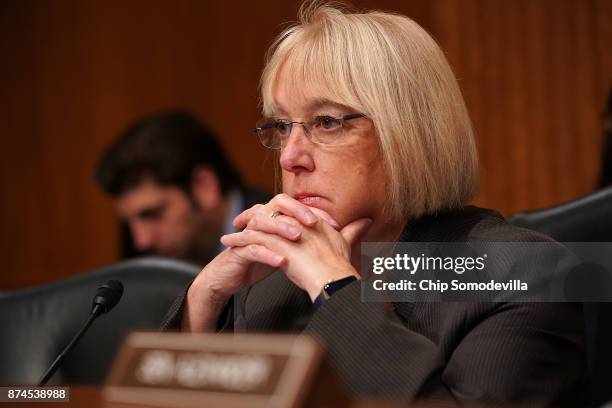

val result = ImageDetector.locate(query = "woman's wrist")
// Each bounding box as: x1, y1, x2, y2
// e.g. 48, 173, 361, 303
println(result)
307, 264, 360, 302
182, 271, 231, 332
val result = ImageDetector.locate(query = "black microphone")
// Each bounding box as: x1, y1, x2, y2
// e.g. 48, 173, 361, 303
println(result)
91, 280, 124, 317
38, 280, 124, 386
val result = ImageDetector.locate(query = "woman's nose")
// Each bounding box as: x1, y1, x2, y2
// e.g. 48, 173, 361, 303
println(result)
279, 125, 315, 174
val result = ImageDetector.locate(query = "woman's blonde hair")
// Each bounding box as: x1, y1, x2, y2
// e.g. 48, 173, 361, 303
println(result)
261, 1, 479, 221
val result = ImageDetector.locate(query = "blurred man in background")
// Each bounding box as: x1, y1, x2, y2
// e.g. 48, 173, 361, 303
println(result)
95, 111, 270, 266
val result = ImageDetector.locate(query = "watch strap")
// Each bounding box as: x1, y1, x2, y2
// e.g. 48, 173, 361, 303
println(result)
313, 275, 357, 309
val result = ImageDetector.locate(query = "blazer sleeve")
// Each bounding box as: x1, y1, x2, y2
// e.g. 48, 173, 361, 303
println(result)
304, 281, 585, 407
159, 281, 234, 333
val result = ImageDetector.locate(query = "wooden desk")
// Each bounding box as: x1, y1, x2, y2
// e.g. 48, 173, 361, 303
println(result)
31, 386, 411, 408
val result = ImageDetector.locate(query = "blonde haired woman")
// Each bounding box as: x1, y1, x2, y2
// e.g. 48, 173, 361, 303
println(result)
163, 3, 583, 406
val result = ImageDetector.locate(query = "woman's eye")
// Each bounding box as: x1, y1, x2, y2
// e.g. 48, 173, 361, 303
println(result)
275, 121, 291, 135
315, 116, 342, 131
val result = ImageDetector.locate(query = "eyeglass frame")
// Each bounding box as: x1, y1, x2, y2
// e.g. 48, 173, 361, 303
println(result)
253, 113, 367, 149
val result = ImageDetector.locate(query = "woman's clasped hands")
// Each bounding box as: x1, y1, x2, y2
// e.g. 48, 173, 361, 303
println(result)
183, 193, 371, 332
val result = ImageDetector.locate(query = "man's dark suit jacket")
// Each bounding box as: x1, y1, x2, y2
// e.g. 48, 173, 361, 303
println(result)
161, 206, 585, 407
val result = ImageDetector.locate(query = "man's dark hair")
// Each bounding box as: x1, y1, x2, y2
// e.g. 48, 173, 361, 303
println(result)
95, 111, 242, 196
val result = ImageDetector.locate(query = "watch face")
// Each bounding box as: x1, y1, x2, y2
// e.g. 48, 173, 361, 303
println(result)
323, 276, 357, 299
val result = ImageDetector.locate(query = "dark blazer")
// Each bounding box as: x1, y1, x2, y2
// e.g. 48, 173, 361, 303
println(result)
161, 206, 585, 407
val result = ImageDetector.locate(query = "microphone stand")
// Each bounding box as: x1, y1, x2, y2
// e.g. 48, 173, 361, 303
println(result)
38, 306, 102, 386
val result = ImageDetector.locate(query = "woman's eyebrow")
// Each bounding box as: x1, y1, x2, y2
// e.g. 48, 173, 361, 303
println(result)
266, 103, 286, 118
271, 98, 349, 116
273, 108, 288, 118
309, 98, 346, 111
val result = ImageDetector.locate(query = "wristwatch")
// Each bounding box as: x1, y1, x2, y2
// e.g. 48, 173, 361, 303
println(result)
313, 275, 357, 309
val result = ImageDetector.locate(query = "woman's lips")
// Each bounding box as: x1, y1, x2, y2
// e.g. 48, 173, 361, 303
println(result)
297, 196, 323, 204
293, 194, 338, 226
294, 195, 329, 209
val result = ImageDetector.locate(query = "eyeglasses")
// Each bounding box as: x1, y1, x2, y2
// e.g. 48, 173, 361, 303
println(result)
254, 113, 367, 149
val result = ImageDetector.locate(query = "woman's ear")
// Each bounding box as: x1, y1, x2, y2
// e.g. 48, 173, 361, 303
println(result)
190, 166, 222, 211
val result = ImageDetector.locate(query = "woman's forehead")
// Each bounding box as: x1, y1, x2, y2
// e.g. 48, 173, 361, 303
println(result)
267, 57, 358, 116
270, 96, 352, 117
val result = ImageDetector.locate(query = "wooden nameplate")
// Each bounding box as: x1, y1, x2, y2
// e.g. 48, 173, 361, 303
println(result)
103, 332, 349, 408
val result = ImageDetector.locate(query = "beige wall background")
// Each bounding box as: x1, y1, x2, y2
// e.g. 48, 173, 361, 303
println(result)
1, 0, 610, 289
